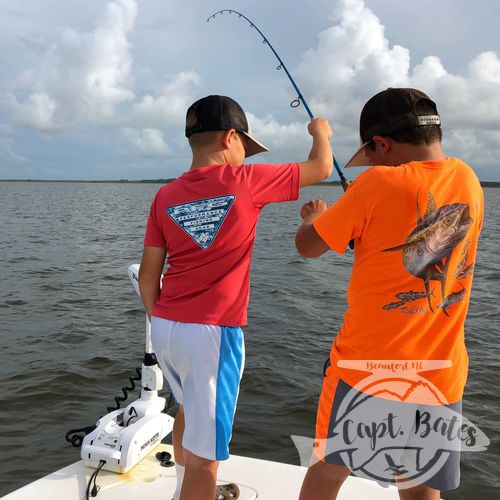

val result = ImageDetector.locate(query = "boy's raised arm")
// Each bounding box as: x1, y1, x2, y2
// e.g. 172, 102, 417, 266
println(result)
298, 118, 334, 187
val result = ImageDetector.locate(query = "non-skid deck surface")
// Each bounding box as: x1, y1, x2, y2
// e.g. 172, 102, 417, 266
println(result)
2, 444, 402, 499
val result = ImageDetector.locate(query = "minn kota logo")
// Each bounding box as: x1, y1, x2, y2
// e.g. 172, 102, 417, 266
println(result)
167, 195, 235, 249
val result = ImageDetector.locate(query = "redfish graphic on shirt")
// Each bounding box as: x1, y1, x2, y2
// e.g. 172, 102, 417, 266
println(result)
383, 191, 474, 315
166, 195, 235, 250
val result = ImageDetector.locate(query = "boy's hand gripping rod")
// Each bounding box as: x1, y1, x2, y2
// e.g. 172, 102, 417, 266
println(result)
207, 9, 350, 192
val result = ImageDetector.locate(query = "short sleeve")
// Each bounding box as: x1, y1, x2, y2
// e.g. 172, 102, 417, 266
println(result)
244, 162, 300, 208
313, 178, 366, 254
144, 193, 166, 247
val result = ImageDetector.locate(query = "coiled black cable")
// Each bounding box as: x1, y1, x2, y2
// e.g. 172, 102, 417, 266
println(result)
106, 367, 142, 413
65, 366, 176, 448
65, 425, 97, 448
65, 366, 142, 448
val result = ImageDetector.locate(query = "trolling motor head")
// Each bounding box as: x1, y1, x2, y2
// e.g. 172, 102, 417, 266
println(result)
127, 263, 141, 298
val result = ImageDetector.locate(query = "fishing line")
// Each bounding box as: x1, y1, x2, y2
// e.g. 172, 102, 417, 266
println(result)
207, 9, 349, 191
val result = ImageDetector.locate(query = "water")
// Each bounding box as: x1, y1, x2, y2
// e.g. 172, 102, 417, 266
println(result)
0, 181, 498, 499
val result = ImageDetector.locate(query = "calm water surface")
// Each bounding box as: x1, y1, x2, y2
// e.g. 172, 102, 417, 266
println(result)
0, 182, 498, 498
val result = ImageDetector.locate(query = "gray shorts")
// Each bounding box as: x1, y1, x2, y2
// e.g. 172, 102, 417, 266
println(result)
323, 377, 461, 492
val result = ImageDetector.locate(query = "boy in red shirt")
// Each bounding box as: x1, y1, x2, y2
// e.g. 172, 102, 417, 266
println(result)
139, 95, 333, 500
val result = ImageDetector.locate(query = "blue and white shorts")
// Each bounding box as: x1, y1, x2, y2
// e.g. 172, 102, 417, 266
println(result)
151, 316, 245, 461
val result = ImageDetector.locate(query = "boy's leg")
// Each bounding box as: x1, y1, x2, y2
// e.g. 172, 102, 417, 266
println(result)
173, 405, 185, 465
395, 399, 462, 499
172, 406, 185, 500
299, 462, 350, 500
180, 450, 219, 500
299, 364, 352, 499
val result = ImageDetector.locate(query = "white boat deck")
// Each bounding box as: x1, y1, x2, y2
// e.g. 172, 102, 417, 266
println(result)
2, 444, 402, 499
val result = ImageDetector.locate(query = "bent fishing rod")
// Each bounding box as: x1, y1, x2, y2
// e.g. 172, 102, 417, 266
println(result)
207, 9, 350, 191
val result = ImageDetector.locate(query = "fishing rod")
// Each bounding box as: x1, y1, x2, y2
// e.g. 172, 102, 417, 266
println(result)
207, 9, 350, 191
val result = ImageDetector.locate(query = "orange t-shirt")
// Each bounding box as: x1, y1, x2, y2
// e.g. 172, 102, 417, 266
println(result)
313, 158, 483, 404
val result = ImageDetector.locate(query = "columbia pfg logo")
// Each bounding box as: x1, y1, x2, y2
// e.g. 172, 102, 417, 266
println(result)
167, 195, 235, 249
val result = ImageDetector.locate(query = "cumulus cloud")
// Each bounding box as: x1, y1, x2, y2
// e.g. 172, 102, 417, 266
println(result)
122, 127, 170, 157
297, 0, 410, 118
410, 53, 500, 131
0, 138, 25, 163
130, 71, 201, 127
3, 0, 202, 163
9, 0, 137, 131
0, 123, 14, 135
292, 0, 500, 173
2, 0, 499, 177
246, 112, 310, 159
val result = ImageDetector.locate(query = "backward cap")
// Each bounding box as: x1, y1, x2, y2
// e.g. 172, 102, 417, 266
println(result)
185, 95, 268, 158
345, 88, 441, 168
360, 88, 440, 143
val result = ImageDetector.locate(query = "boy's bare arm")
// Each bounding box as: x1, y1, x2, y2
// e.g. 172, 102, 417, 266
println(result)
298, 118, 334, 187
295, 200, 330, 258
139, 246, 167, 320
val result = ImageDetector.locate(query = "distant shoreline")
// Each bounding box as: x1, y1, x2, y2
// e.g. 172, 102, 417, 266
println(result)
0, 178, 176, 184
1, 179, 500, 187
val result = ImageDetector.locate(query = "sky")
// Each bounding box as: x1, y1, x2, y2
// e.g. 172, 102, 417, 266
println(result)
1, 0, 499, 181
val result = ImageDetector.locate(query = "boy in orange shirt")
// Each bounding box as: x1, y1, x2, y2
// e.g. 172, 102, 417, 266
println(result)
296, 88, 483, 500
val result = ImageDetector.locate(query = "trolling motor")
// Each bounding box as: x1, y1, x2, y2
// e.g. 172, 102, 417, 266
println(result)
80, 264, 174, 473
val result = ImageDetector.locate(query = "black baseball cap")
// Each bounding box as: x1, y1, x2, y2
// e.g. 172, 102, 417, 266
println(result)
345, 88, 441, 168
185, 95, 269, 158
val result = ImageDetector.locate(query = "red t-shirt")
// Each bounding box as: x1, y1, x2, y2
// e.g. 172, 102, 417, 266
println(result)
144, 162, 300, 326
